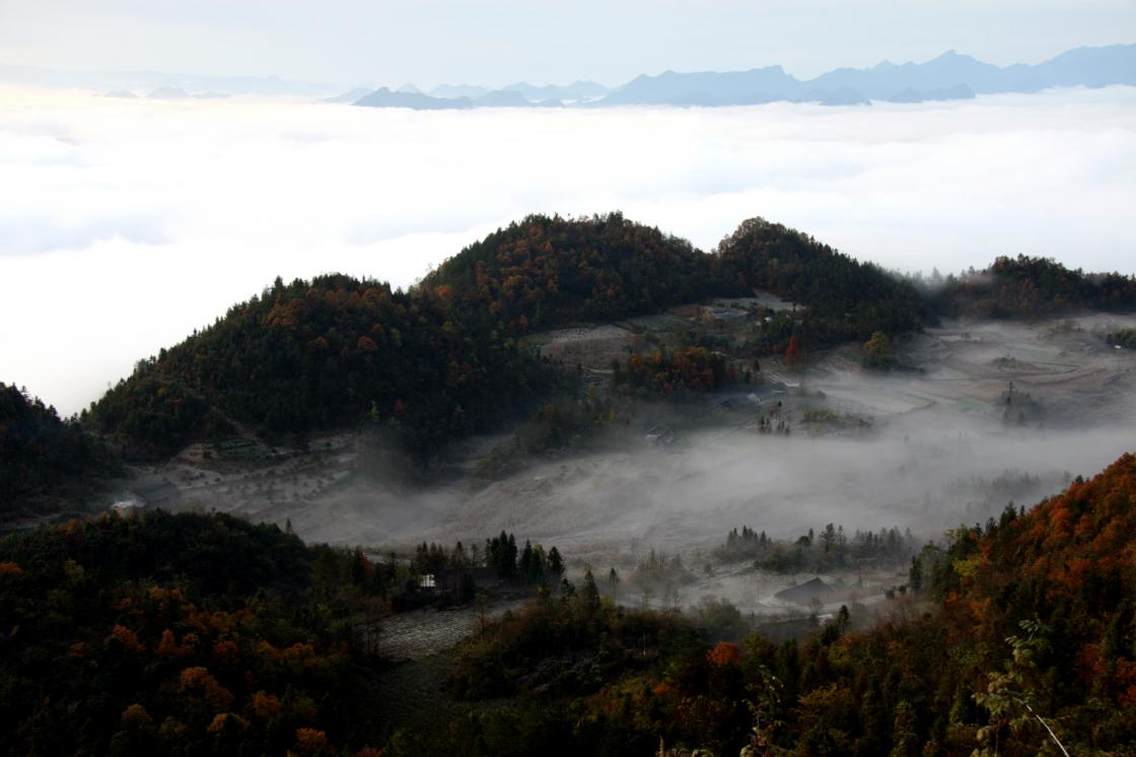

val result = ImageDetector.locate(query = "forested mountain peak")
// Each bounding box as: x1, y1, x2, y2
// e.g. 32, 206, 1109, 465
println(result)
84, 273, 554, 460
74, 213, 1136, 468
420, 213, 724, 333
79, 213, 935, 462
716, 216, 927, 338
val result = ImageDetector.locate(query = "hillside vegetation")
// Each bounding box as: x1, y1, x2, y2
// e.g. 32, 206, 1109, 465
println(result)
1, 383, 120, 520
421, 213, 729, 334
5, 455, 1132, 754
389, 454, 1136, 755
79, 216, 1135, 464
0, 510, 388, 755
716, 218, 926, 341
424, 213, 926, 342
933, 254, 1136, 319
85, 275, 555, 460
86, 214, 927, 461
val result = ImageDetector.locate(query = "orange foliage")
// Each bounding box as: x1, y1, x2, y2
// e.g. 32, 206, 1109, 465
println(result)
256, 639, 283, 662
178, 666, 235, 710
295, 727, 329, 754
706, 641, 741, 667
107, 624, 145, 653
251, 690, 282, 719
212, 639, 240, 665
156, 629, 195, 657
147, 585, 185, 605
0, 561, 23, 576
207, 712, 248, 734
121, 703, 153, 726
784, 335, 801, 367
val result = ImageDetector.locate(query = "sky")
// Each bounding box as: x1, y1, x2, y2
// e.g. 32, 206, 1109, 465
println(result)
2, 86, 1135, 415
1, 0, 1135, 88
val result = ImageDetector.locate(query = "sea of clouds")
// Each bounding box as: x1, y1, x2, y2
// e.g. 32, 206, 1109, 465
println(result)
1, 85, 1134, 415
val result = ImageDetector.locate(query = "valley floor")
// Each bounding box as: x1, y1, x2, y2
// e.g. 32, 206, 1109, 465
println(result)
103, 310, 1136, 625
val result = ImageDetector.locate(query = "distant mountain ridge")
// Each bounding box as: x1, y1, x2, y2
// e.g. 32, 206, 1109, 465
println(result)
355, 43, 1135, 110
596, 44, 1136, 107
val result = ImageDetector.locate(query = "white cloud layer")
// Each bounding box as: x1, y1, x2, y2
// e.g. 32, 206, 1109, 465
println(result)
1, 85, 1134, 415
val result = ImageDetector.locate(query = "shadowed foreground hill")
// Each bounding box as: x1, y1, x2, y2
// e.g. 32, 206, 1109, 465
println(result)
0, 510, 388, 755
1, 455, 1133, 754
395, 454, 1136, 755
1, 382, 119, 520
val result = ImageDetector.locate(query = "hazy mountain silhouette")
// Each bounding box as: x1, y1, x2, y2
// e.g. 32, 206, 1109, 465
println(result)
502, 80, 608, 102
355, 87, 472, 110
474, 89, 534, 107
321, 87, 373, 104
598, 66, 800, 106
598, 44, 1135, 106
356, 43, 1136, 111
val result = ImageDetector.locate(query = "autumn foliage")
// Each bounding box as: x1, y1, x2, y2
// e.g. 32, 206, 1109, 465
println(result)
616, 347, 734, 396
0, 510, 384, 755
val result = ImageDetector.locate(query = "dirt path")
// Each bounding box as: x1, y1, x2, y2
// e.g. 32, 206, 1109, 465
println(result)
376, 599, 529, 661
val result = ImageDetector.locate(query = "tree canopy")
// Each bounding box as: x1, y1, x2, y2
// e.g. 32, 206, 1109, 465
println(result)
932, 254, 1136, 319
1, 382, 120, 520
84, 275, 555, 461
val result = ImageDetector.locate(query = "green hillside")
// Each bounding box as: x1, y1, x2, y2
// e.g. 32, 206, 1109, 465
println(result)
1, 383, 120, 520
85, 275, 554, 461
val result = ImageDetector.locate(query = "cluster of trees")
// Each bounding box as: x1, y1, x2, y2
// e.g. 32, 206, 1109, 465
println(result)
715, 522, 920, 572
716, 218, 927, 344
384, 454, 1136, 755
446, 572, 696, 705
0, 509, 583, 754
6, 453, 1134, 754
84, 275, 556, 462
0, 382, 120, 519
930, 254, 1136, 319
613, 347, 736, 396
474, 393, 624, 478
426, 213, 928, 348
862, 330, 896, 369
622, 549, 698, 609
420, 213, 729, 335
1109, 327, 1136, 349
0, 510, 387, 755
478, 531, 565, 583
514, 393, 620, 455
